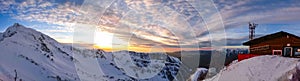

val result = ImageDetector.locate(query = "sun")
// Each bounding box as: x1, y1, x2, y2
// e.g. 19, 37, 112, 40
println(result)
94, 30, 114, 49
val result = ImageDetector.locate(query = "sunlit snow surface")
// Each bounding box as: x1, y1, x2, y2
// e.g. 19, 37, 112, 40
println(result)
205, 55, 300, 81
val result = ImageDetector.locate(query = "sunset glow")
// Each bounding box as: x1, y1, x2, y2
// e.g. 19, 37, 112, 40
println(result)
0, 0, 300, 52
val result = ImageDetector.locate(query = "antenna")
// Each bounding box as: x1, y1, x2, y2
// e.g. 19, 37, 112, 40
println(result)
249, 22, 258, 40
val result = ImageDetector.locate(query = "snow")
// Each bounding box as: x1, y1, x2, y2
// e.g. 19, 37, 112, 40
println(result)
0, 23, 79, 81
206, 55, 300, 81
0, 23, 181, 81
190, 68, 208, 81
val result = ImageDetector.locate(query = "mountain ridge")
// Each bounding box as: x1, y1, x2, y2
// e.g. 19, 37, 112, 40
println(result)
0, 23, 181, 81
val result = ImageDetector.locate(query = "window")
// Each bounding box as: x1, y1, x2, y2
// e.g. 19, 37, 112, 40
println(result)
272, 50, 282, 55
294, 48, 300, 57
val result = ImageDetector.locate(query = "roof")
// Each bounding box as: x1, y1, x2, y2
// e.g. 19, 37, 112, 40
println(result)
243, 31, 300, 45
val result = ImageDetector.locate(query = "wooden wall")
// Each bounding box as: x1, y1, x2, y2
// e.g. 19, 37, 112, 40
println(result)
249, 35, 300, 55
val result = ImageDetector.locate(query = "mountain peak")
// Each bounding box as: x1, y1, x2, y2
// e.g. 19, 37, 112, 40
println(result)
2, 23, 61, 45
9, 23, 26, 29
3, 23, 39, 37
2, 23, 26, 38
13, 23, 21, 27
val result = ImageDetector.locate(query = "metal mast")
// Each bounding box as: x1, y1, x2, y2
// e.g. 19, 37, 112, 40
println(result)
249, 22, 258, 40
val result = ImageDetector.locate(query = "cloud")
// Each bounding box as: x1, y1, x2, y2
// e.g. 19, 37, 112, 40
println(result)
0, 0, 219, 49
215, 0, 300, 27
1, 0, 300, 50
200, 0, 300, 46
0, 0, 86, 26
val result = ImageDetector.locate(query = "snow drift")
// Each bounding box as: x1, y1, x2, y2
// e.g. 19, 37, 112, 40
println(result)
206, 55, 300, 81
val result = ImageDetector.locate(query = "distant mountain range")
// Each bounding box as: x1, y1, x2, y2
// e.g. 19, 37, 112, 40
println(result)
167, 48, 248, 69
0, 23, 181, 81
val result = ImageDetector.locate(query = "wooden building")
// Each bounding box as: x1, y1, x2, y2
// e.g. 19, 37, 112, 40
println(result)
243, 31, 300, 57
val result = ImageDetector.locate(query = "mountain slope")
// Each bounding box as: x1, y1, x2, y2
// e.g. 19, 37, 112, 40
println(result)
0, 23, 79, 81
0, 23, 181, 81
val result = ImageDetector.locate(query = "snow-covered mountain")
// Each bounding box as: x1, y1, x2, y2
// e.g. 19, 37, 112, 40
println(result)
0, 23, 181, 81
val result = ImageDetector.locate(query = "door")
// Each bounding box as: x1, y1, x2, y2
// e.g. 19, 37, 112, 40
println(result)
284, 47, 293, 57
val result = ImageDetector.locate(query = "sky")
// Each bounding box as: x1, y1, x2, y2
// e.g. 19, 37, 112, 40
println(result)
0, 0, 300, 52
